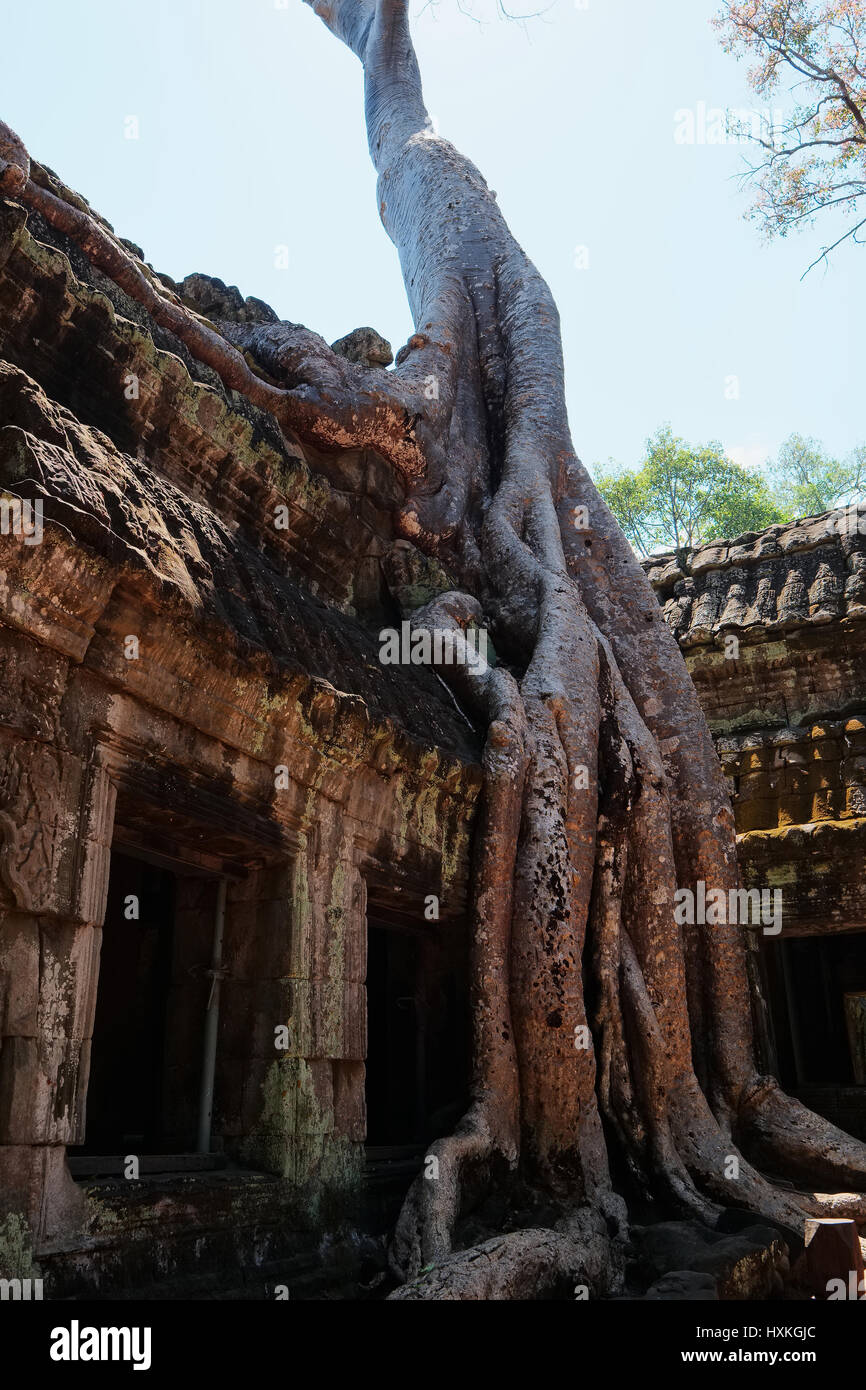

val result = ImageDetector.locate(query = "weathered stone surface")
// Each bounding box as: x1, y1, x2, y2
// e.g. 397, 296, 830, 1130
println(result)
0, 171, 482, 1271
648, 510, 866, 649
646, 518, 866, 1141
330, 327, 394, 368
382, 539, 459, 617
37, 1169, 369, 1299
642, 1270, 719, 1300
178, 273, 280, 327
801, 1217, 865, 1298
631, 1221, 789, 1300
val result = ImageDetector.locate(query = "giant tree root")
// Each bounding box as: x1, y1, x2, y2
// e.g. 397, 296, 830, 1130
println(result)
388, 1210, 621, 1301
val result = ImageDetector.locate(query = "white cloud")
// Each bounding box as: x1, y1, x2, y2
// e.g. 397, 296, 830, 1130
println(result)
727, 443, 773, 472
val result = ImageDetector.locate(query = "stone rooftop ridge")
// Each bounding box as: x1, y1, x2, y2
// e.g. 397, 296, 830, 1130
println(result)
641, 507, 866, 648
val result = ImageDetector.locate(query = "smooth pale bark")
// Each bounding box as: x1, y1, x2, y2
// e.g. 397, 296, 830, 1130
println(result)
3, 0, 866, 1297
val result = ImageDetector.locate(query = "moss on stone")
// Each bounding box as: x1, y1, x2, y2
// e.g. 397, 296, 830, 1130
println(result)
0, 1213, 40, 1280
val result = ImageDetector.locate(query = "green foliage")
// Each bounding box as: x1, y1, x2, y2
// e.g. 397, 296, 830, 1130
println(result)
596, 425, 866, 556
769, 432, 866, 514
595, 425, 787, 556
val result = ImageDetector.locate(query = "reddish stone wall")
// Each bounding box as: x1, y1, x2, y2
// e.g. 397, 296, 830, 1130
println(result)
0, 181, 483, 1263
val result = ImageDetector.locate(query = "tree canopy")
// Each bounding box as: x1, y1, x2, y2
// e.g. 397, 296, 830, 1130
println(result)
596, 425, 866, 555
714, 0, 866, 269
595, 425, 787, 555
768, 430, 866, 512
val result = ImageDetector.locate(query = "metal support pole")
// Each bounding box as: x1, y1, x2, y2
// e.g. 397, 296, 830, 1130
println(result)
197, 877, 227, 1154
780, 936, 806, 1089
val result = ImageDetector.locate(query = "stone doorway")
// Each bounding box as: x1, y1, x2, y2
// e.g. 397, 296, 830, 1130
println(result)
75, 850, 177, 1155
68, 839, 228, 1176
765, 931, 866, 1087
363, 911, 470, 1155
761, 930, 866, 1142
365, 922, 424, 1147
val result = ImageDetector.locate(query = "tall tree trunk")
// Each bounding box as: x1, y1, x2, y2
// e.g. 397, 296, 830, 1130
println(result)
4, 0, 866, 1299
296, 0, 866, 1293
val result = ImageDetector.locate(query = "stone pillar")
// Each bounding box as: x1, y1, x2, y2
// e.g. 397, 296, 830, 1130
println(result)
239, 823, 366, 1194
0, 737, 114, 1247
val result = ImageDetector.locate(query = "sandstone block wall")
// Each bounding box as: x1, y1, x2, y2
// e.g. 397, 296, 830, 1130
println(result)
0, 173, 482, 1258
646, 518, 866, 1133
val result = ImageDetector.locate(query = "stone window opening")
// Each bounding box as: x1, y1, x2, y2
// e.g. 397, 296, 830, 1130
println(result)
68, 844, 232, 1180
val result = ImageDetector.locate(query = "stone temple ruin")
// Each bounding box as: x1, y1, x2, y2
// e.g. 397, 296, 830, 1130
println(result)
0, 157, 864, 1298
644, 516, 866, 1148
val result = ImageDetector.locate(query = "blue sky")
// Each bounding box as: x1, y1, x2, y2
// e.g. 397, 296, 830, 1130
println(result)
3, 0, 862, 476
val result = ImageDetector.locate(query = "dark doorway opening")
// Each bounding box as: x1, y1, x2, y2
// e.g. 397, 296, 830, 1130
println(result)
764, 931, 866, 1087
364, 917, 469, 1151
74, 852, 176, 1155
365, 925, 423, 1146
